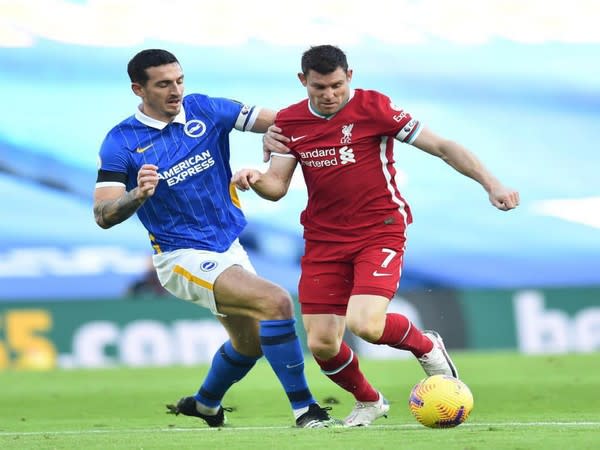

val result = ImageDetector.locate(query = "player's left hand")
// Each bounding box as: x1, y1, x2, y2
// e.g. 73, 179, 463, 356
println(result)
262, 125, 291, 162
489, 185, 520, 211
232, 168, 262, 191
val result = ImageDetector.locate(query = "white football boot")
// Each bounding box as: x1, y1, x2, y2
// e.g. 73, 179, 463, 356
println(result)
418, 330, 459, 378
343, 392, 390, 427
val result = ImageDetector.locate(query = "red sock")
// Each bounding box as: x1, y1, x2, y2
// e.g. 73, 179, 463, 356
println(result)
375, 313, 433, 357
314, 341, 379, 402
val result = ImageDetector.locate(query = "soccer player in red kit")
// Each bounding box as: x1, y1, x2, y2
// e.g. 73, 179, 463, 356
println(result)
233, 45, 519, 426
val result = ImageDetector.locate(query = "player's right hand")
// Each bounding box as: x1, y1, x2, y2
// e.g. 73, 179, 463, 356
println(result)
488, 184, 520, 211
232, 168, 262, 191
136, 164, 159, 199
262, 125, 291, 162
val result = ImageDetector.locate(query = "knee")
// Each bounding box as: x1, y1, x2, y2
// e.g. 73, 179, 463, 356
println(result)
262, 286, 294, 320
307, 334, 340, 360
346, 316, 383, 343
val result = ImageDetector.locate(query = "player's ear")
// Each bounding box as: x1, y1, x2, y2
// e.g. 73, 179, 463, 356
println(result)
346, 69, 353, 83
131, 82, 144, 98
297, 72, 307, 86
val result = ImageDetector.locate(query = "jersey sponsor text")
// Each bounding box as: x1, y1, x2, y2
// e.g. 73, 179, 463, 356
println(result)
158, 150, 215, 186
298, 146, 356, 168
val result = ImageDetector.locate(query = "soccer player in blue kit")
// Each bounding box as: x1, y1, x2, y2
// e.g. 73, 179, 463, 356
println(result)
93, 49, 335, 428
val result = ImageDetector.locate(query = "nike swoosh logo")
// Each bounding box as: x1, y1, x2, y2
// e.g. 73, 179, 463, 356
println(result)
136, 143, 154, 153
285, 362, 304, 369
372, 271, 393, 277
290, 135, 307, 142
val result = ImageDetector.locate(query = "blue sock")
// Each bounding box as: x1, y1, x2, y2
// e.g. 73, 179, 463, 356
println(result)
259, 319, 316, 410
194, 340, 259, 408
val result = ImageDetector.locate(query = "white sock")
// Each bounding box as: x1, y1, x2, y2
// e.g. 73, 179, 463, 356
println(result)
195, 400, 220, 416
293, 405, 310, 420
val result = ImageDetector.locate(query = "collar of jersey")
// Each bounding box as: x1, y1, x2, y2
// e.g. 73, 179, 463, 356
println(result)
307, 89, 355, 119
134, 105, 187, 130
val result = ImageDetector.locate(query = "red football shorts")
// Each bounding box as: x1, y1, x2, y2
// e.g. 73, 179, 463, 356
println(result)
298, 233, 406, 315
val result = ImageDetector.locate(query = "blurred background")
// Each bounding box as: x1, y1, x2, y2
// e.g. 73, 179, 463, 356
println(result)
1, 0, 598, 370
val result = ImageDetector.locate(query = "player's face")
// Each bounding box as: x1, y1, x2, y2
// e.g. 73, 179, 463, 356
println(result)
133, 63, 184, 122
299, 67, 353, 116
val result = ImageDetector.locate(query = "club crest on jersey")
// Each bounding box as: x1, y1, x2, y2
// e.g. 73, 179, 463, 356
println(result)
184, 119, 207, 138
341, 123, 354, 144
200, 261, 218, 272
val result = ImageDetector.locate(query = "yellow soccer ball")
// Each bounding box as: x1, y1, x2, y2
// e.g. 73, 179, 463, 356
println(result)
408, 375, 474, 428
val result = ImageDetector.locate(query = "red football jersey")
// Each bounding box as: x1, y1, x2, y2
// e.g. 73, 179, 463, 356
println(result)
275, 89, 421, 242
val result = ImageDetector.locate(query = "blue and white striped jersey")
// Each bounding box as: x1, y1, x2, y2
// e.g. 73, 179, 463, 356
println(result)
96, 93, 260, 253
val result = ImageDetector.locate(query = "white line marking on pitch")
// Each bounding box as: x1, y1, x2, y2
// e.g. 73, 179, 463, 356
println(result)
0, 422, 599, 437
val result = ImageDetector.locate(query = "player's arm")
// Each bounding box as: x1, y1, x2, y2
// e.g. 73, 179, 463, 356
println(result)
93, 164, 159, 229
246, 108, 292, 163
249, 108, 276, 133
262, 123, 291, 158
232, 155, 297, 201
411, 126, 520, 211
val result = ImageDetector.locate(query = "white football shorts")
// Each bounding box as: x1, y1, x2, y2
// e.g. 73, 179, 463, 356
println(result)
152, 239, 256, 316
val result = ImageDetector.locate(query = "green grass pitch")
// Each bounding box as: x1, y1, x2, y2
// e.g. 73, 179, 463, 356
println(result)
1, 352, 599, 449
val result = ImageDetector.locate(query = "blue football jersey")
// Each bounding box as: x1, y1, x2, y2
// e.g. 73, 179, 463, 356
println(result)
96, 93, 260, 253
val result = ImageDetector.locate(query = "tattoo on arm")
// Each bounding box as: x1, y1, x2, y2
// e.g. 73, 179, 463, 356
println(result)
94, 188, 143, 228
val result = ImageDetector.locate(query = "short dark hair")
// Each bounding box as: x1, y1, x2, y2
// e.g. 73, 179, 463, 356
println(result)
127, 49, 179, 85
301, 45, 348, 75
